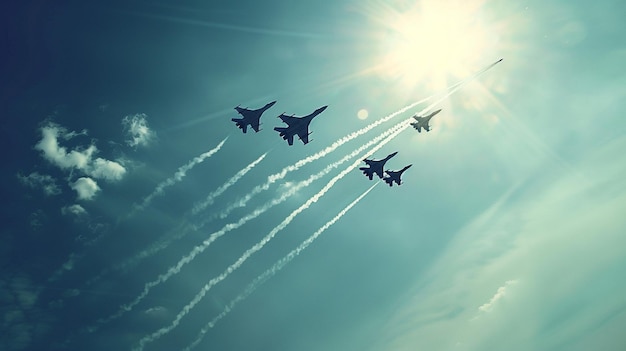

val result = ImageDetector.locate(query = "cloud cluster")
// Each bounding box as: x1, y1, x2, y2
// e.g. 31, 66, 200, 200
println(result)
32, 122, 126, 200
122, 113, 156, 148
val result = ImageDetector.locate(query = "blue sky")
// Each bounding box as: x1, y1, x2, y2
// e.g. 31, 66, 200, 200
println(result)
2, 0, 626, 350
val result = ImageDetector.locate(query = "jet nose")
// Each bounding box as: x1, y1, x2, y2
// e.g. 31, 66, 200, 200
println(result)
317, 105, 328, 113
267, 101, 277, 107
390, 151, 398, 157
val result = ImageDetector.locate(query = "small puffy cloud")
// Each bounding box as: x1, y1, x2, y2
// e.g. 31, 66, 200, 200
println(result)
89, 158, 126, 182
122, 113, 155, 148
17, 172, 61, 196
61, 204, 87, 216
70, 177, 100, 200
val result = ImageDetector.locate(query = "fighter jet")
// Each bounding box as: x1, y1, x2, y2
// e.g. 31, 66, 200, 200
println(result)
410, 109, 442, 133
274, 105, 327, 145
359, 152, 398, 180
231, 101, 277, 133
383, 164, 412, 187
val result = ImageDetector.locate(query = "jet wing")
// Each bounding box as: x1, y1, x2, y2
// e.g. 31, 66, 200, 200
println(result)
278, 114, 300, 125
296, 128, 310, 144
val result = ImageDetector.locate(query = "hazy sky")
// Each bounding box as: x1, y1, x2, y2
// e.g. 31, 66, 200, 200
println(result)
2, 0, 625, 350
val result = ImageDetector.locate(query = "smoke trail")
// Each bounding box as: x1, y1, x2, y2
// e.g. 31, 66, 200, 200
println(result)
113, 152, 267, 275
182, 183, 379, 351
209, 58, 501, 221
136, 137, 228, 211
209, 97, 432, 222
95, 120, 407, 330
192, 152, 267, 214
132, 122, 408, 351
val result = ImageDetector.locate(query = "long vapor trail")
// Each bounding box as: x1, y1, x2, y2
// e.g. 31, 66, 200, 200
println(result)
182, 183, 379, 351
192, 152, 267, 214
209, 58, 501, 222
136, 137, 228, 211
113, 152, 267, 275
210, 96, 433, 221
132, 121, 409, 351
133, 58, 502, 349
95, 118, 407, 330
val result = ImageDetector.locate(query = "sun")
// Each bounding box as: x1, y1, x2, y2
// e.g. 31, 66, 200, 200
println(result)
364, 0, 498, 91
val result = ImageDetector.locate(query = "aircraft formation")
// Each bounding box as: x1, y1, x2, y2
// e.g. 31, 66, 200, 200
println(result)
231, 101, 326, 145
232, 101, 442, 187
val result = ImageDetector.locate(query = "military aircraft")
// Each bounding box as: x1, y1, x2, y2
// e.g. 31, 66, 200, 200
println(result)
274, 105, 328, 145
231, 101, 277, 133
383, 164, 412, 187
359, 152, 398, 180
410, 109, 442, 133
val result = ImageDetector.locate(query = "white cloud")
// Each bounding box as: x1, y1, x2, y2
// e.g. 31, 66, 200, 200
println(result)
17, 172, 61, 196
34, 123, 96, 170
70, 177, 100, 200
89, 158, 126, 182
61, 204, 87, 216
32, 122, 127, 198
122, 113, 156, 148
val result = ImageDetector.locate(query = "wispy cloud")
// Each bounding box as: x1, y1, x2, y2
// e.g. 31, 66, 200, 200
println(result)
122, 113, 156, 148
373, 136, 626, 351
17, 172, 61, 196
478, 280, 518, 313
61, 204, 88, 217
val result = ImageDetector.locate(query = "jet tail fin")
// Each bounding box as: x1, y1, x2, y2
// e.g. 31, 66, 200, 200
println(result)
383, 177, 394, 186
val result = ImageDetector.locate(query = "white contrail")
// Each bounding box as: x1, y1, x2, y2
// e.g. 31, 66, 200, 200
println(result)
182, 183, 379, 351
136, 137, 228, 211
112, 152, 267, 275
192, 152, 267, 214
96, 120, 407, 330
210, 97, 432, 222
134, 60, 505, 347
132, 122, 408, 351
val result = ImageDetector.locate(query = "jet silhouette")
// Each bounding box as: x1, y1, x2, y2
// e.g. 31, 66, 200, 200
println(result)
383, 164, 412, 187
411, 109, 442, 133
274, 105, 327, 145
359, 152, 398, 180
231, 101, 277, 133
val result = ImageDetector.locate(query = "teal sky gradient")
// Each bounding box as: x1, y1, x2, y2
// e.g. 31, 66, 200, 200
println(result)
2, 0, 625, 350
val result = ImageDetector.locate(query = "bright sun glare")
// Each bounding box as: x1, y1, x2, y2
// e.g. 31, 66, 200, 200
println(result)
366, 0, 497, 90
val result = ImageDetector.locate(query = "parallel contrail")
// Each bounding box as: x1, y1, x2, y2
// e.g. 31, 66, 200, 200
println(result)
133, 58, 502, 349
132, 121, 409, 351
100, 96, 432, 282
136, 137, 228, 211
96, 118, 408, 329
211, 96, 433, 221
192, 152, 267, 214
182, 183, 379, 351
113, 152, 268, 275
